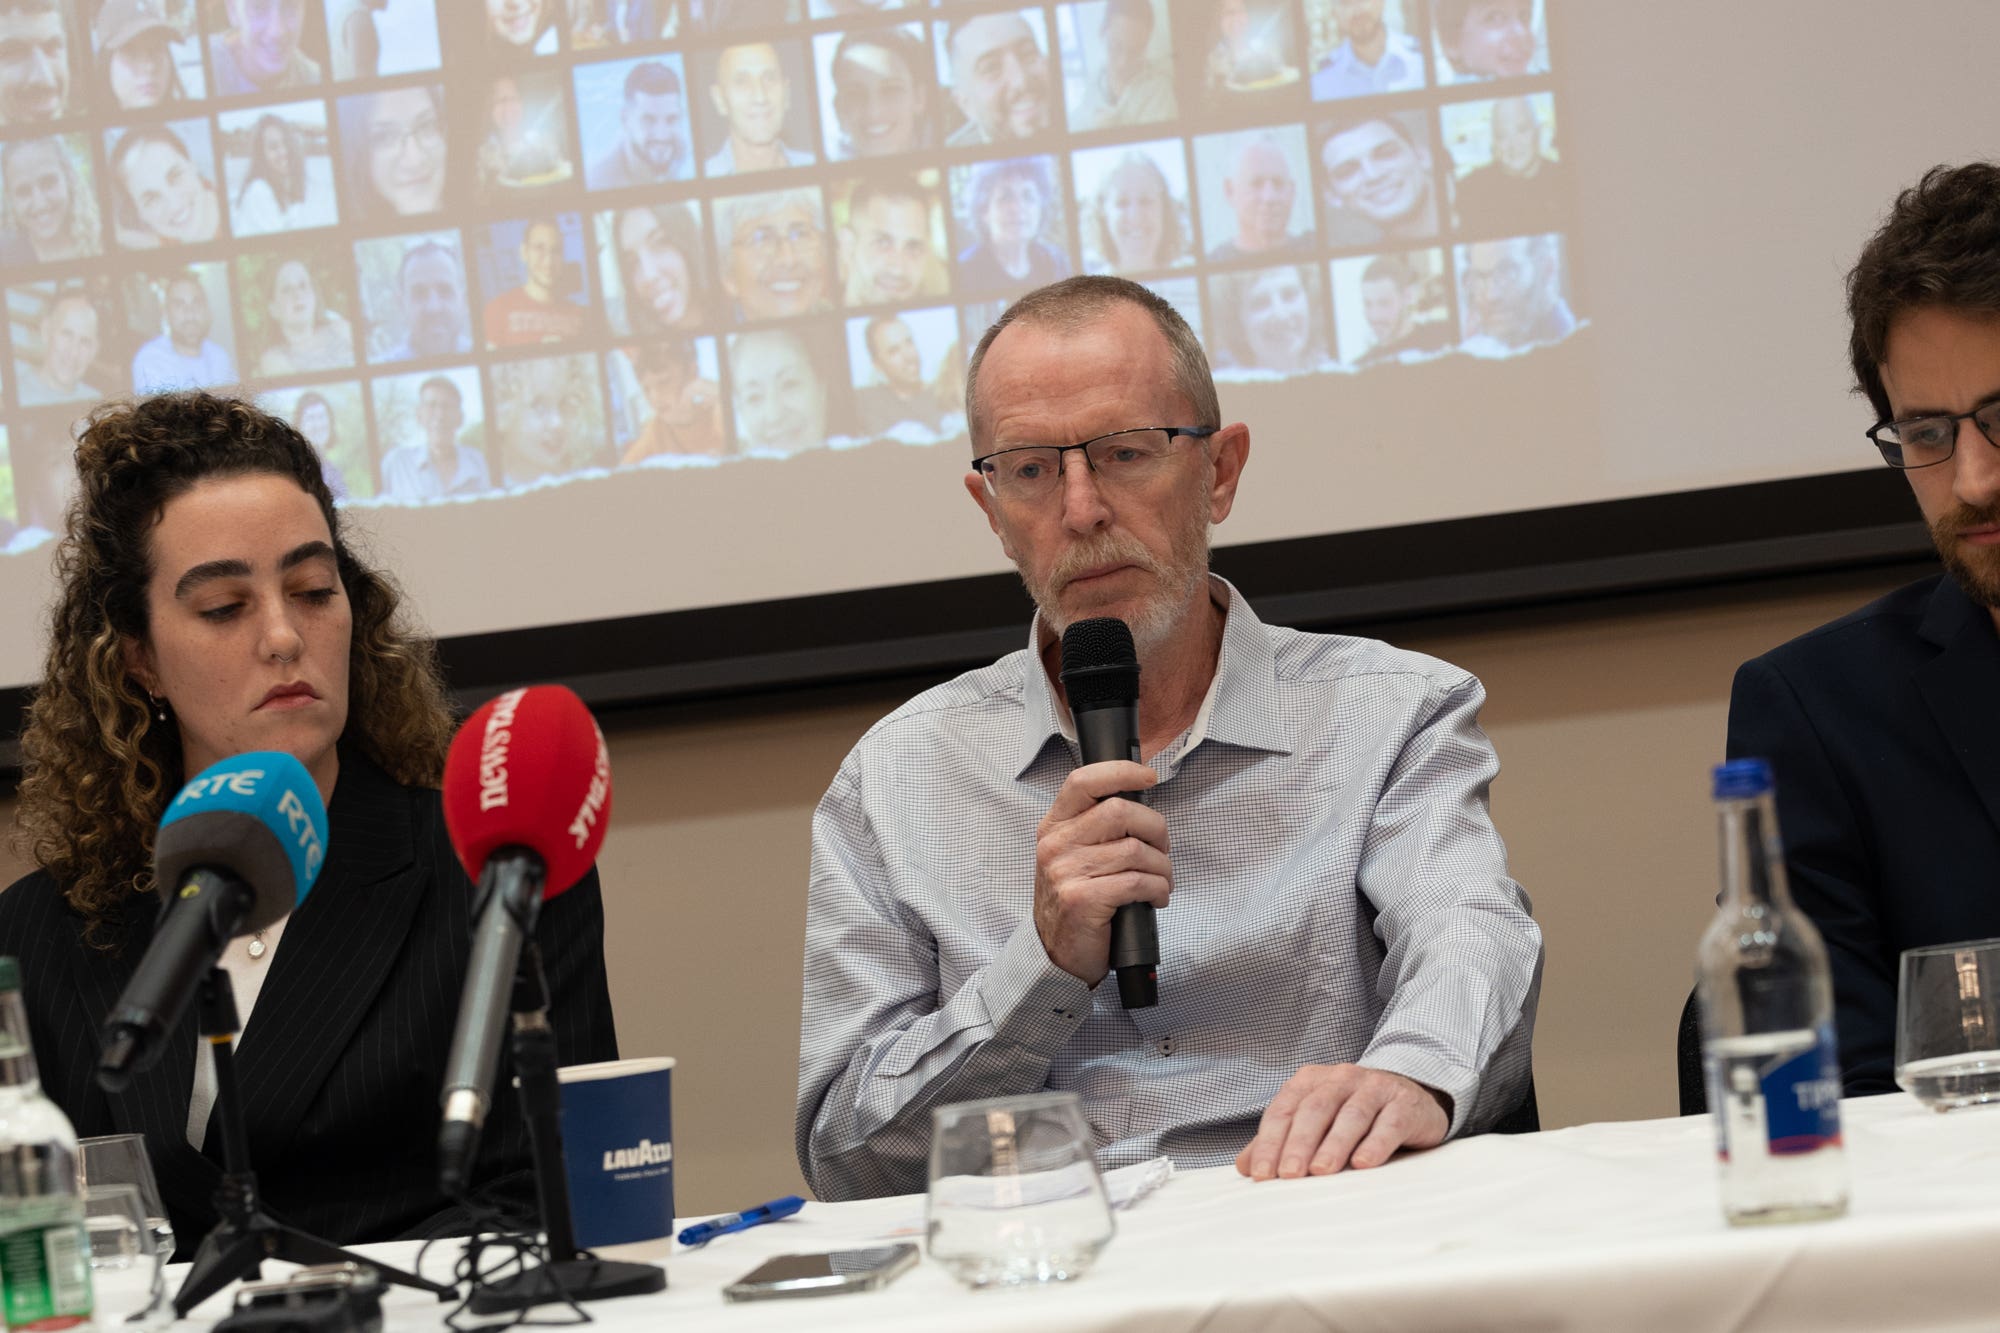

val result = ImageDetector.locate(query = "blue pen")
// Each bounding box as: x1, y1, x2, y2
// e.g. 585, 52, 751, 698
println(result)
677, 1195, 806, 1247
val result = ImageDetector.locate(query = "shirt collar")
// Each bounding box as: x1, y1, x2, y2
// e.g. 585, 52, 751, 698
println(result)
1013, 574, 1294, 779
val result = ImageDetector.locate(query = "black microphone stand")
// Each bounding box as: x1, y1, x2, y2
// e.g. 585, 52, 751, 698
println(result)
465, 943, 665, 1314
173, 969, 457, 1317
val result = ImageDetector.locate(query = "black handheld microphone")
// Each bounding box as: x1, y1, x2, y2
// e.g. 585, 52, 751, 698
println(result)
98, 752, 325, 1092
1059, 617, 1160, 1009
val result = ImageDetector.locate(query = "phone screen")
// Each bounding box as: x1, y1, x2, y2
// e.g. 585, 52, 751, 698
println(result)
725, 1245, 918, 1300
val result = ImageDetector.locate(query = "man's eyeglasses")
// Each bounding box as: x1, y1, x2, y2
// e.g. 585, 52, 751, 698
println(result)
1867, 402, 2000, 468
972, 426, 1216, 501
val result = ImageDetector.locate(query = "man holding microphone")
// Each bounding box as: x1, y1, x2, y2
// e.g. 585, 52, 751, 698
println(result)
797, 276, 1542, 1200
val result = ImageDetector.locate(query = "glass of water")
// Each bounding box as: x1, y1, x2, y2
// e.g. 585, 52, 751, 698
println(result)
84, 1184, 147, 1270
1897, 938, 2000, 1109
926, 1091, 1114, 1289
78, 1134, 173, 1263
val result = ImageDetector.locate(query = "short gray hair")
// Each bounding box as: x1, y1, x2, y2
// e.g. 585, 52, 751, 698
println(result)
711, 187, 823, 255
963, 275, 1219, 447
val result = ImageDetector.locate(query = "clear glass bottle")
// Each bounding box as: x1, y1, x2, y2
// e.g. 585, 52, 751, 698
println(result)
1696, 759, 1847, 1225
0, 956, 94, 1330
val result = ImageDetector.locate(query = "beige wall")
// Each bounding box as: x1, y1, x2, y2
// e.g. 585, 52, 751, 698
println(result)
0, 567, 1920, 1215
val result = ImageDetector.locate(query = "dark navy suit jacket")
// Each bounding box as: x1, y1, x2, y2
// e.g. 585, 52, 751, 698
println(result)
0, 751, 618, 1253
1726, 573, 2000, 1094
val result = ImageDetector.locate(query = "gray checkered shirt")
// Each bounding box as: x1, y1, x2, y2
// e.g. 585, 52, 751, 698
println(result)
797, 579, 1543, 1201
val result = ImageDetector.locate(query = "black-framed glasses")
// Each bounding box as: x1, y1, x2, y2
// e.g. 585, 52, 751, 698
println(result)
973, 426, 1216, 501
1867, 402, 2000, 469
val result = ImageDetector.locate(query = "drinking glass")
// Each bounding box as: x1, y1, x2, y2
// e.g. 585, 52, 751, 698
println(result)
926, 1092, 1114, 1288
1897, 938, 2000, 1109
78, 1134, 174, 1262
83, 1184, 147, 1271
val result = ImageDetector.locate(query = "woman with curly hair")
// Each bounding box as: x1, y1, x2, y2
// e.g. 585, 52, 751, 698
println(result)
1, 137, 103, 262
232, 114, 311, 236
0, 391, 616, 1254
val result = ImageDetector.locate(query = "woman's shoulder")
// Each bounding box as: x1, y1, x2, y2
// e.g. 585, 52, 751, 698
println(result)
0, 867, 82, 942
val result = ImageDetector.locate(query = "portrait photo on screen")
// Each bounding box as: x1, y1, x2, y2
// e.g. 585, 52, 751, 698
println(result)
326, 0, 441, 80
490, 350, 611, 488
713, 184, 831, 322
473, 71, 577, 201
257, 378, 372, 500
689, 0, 800, 33
1074, 137, 1193, 276
596, 201, 711, 335
105, 117, 223, 249
1199, 0, 1302, 108
1441, 91, 1565, 237
726, 322, 850, 458
235, 248, 357, 376
569, 0, 680, 49
1305, 0, 1428, 102
833, 170, 948, 310
694, 38, 818, 179
1194, 125, 1316, 263
1057, 0, 1176, 134
336, 85, 447, 222
605, 336, 726, 465
0, 133, 104, 263
1329, 246, 1452, 365
0, 0, 85, 127
201, 0, 329, 96
578, 53, 695, 190
843, 304, 962, 442
357, 228, 473, 363
809, 0, 919, 18
478, 212, 593, 350
936, 8, 1060, 149
949, 155, 1071, 297
1, 413, 77, 553
125, 261, 237, 393
7, 277, 123, 408
93, 0, 207, 109
218, 99, 337, 238
371, 364, 492, 502
813, 23, 935, 162
1454, 231, 1576, 356
1314, 108, 1441, 249
481, 0, 564, 55
1142, 272, 1203, 345
1432, 0, 1545, 84
1205, 262, 1331, 378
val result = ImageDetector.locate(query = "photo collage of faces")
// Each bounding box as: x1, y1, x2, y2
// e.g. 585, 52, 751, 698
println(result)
0, 0, 1571, 545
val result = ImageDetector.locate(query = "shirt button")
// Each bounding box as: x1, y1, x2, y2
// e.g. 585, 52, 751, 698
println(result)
1156, 1037, 1175, 1056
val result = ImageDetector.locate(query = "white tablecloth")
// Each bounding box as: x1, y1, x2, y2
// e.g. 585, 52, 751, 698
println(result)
122, 1095, 2000, 1332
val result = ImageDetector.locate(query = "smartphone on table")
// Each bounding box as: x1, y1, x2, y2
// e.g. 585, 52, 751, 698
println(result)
722, 1244, 919, 1302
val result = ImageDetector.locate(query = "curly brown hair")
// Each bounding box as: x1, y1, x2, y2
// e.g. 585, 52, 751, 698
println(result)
1847, 162, 2000, 423
13, 391, 454, 946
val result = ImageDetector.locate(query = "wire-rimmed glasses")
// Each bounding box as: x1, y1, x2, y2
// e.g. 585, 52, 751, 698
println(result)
972, 426, 1215, 502
1866, 402, 2000, 468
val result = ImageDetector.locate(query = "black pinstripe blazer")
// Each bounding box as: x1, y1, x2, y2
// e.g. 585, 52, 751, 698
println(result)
0, 750, 618, 1254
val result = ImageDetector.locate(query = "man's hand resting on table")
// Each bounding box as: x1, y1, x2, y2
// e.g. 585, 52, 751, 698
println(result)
1236, 1065, 1451, 1180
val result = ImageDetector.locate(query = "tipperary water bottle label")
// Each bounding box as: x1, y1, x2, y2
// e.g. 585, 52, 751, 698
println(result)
1707, 1024, 1843, 1161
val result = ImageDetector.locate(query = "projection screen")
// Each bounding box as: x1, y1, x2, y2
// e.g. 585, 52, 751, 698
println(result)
0, 0, 1985, 727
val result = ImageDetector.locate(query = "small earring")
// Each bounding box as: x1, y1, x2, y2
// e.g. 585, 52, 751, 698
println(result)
148, 693, 168, 723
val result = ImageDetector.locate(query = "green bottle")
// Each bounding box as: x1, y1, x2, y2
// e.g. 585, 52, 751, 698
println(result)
0, 958, 93, 1331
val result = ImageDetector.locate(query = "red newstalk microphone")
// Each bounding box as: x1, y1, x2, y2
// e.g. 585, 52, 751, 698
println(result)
436, 684, 611, 1195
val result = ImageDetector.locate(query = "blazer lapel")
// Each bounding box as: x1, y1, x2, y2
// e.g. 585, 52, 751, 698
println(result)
1914, 578, 2000, 840
64, 902, 223, 1232
226, 753, 431, 1165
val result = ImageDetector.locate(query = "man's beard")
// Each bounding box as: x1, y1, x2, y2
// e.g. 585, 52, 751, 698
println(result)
1931, 502, 2000, 607
1021, 500, 1212, 656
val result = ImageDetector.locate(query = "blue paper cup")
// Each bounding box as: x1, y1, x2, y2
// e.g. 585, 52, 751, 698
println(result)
557, 1057, 675, 1248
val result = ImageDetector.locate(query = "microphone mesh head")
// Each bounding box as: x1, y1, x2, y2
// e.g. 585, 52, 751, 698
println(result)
1060, 617, 1139, 710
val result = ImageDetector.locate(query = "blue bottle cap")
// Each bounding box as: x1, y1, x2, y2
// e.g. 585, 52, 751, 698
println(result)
1712, 757, 1773, 799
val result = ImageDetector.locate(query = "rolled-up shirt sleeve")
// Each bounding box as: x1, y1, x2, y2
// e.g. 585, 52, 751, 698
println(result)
1355, 676, 1542, 1137
796, 760, 1089, 1201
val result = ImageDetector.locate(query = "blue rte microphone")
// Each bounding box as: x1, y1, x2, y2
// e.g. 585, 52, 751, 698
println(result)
97, 752, 328, 1091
